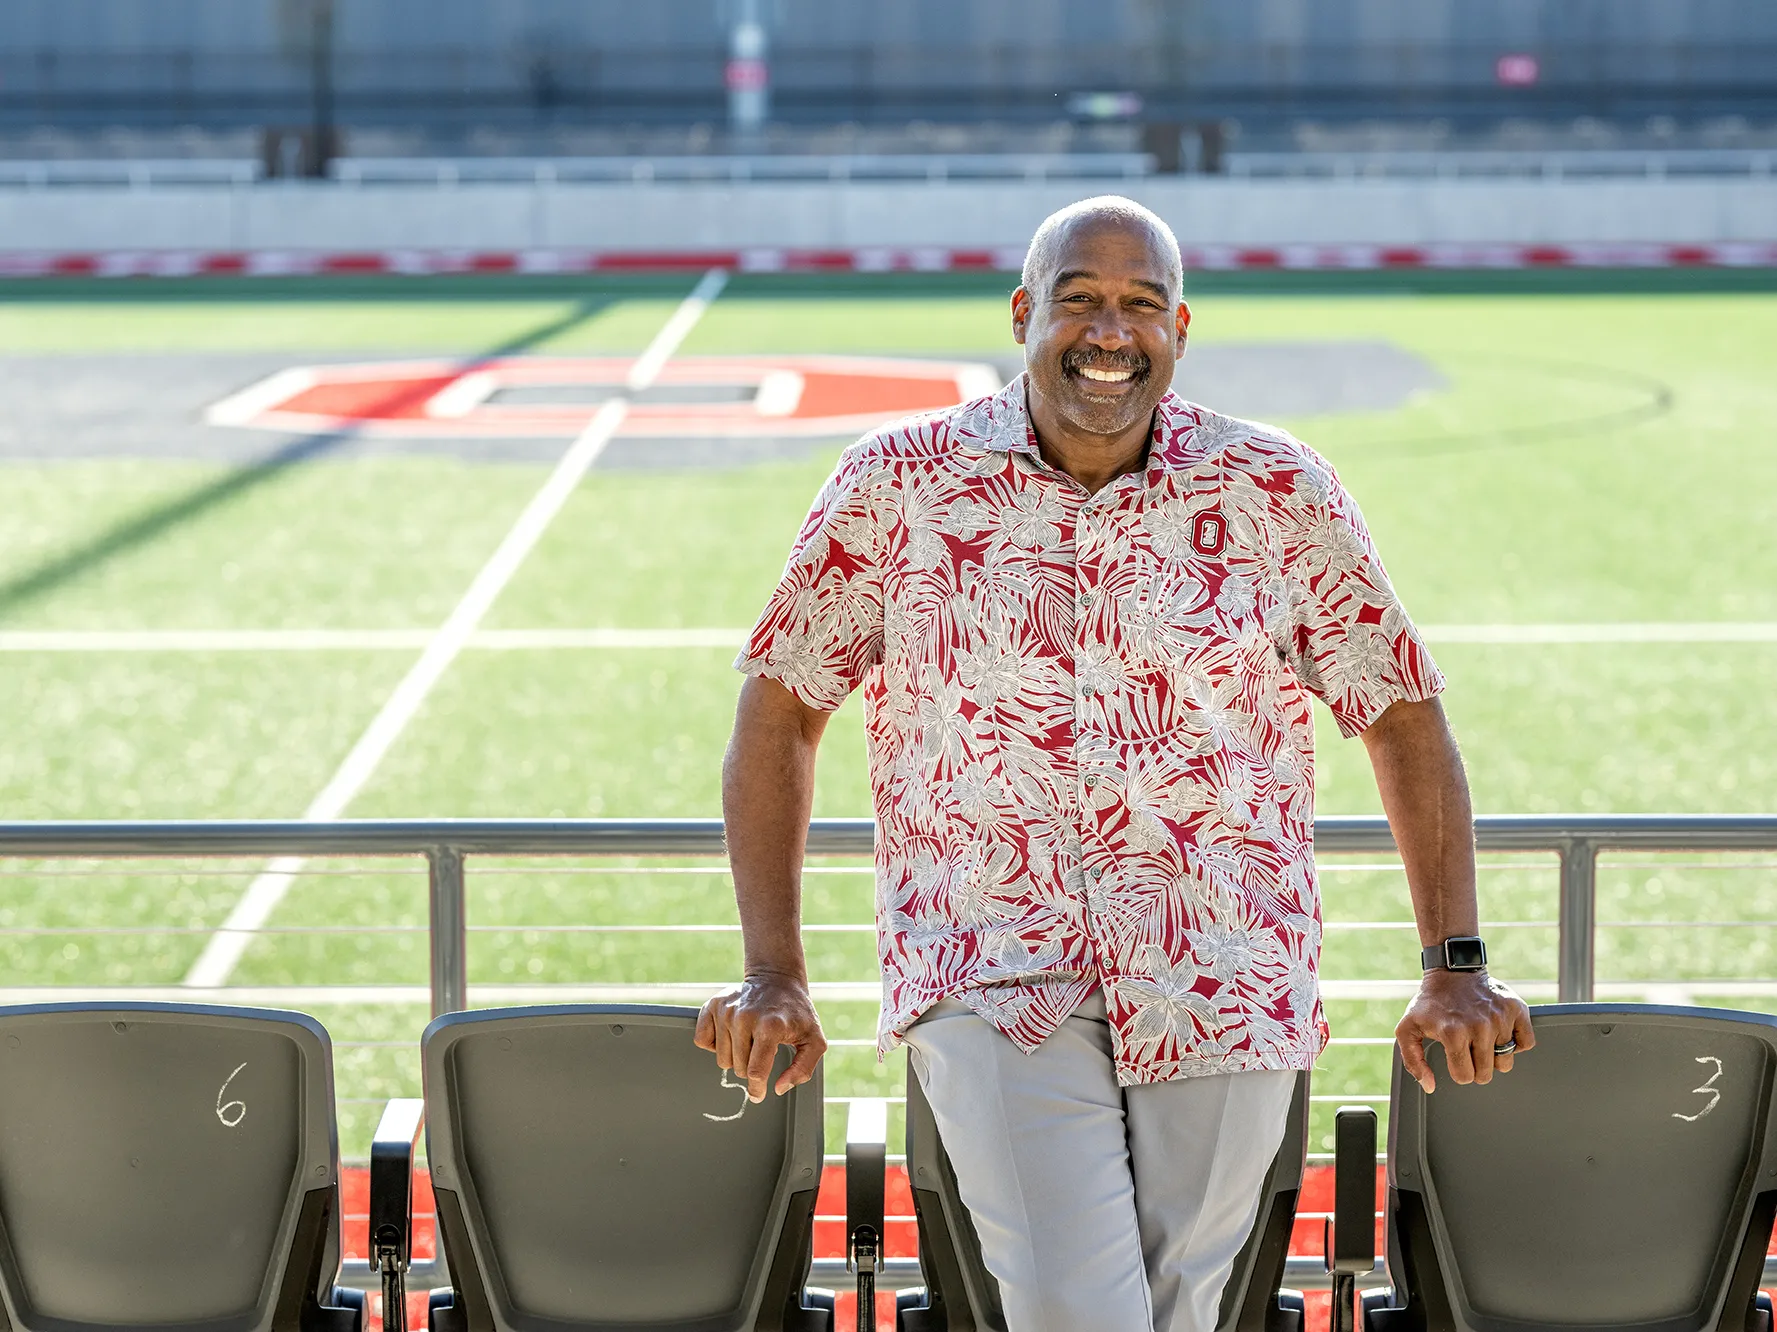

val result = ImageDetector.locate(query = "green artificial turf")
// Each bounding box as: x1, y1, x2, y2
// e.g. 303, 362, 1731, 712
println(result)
0, 458, 551, 630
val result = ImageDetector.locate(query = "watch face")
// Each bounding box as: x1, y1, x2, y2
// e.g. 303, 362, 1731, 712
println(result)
1445, 937, 1487, 970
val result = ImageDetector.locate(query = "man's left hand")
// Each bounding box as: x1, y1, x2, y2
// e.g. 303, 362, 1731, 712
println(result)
1395, 970, 1535, 1093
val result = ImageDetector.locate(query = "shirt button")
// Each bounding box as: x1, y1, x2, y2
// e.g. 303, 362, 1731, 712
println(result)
1084, 776, 1098, 789
1088, 867, 1105, 882
1081, 685, 1096, 697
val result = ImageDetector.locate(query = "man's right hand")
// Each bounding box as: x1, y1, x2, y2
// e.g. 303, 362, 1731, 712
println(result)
694, 972, 828, 1102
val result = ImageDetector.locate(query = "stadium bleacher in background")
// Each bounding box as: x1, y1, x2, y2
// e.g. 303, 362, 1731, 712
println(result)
4, 0, 1777, 138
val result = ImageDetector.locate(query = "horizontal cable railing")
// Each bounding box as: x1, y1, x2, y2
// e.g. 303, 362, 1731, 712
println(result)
4, 147, 1774, 190
1226, 147, 1777, 179
0, 152, 1154, 190
3, 814, 1776, 1292
9, 813, 1777, 1006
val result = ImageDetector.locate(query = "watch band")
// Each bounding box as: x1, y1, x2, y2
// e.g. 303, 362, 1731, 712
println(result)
1421, 936, 1487, 972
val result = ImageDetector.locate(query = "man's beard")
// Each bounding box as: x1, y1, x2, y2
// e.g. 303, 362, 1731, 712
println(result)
1061, 347, 1151, 383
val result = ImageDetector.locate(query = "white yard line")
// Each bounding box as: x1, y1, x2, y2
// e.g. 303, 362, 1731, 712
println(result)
1420, 623, 1777, 644
181, 267, 730, 989
9, 622, 1777, 653
0, 629, 437, 651
0, 627, 749, 652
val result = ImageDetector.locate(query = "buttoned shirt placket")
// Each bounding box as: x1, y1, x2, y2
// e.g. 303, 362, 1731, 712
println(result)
1007, 436, 1160, 991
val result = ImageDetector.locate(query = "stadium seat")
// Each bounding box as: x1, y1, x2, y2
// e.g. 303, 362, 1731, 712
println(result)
392, 1004, 832, 1332
1365, 1003, 1777, 1332
894, 1067, 1313, 1332
0, 1000, 364, 1332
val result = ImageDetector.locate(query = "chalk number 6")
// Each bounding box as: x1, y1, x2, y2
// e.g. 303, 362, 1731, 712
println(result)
216, 1062, 248, 1128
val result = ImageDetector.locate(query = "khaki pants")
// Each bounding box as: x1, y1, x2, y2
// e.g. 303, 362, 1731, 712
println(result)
905, 994, 1295, 1332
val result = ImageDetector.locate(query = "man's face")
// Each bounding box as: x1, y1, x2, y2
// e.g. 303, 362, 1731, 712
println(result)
1013, 217, 1190, 440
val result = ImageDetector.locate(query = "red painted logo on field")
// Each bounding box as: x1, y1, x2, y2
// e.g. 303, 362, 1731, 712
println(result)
1192, 510, 1228, 556
205, 355, 1000, 440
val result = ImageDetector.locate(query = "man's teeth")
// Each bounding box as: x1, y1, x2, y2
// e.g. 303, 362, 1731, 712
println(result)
1079, 366, 1135, 383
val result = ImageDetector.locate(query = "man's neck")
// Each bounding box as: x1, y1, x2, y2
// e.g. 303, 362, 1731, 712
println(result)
1024, 382, 1155, 495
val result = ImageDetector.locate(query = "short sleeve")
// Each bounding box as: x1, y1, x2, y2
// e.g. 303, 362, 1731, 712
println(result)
733, 440, 890, 711
1280, 453, 1444, 737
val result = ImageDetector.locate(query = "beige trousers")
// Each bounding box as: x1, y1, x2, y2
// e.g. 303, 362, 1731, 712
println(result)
904, 994, 1295, 1332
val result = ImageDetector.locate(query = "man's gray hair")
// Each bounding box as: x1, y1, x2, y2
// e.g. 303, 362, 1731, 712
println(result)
1020, 196, 1183, 302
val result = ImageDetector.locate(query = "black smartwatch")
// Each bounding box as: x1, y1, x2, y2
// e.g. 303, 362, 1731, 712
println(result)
1421, 936, 1487, 973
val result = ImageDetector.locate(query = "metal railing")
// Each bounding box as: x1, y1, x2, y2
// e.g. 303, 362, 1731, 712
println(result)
0, 151, 1154, 190
8, 813, 1777, 1011
1226, 147, 1777, 180
4, 812, 1777, 1293
5, 146, 1774, 191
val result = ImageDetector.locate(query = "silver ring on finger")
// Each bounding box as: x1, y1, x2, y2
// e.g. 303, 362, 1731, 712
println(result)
1493, 1039, 1517, 1055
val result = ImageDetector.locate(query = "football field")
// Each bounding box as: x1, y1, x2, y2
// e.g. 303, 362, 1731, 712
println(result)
2, 267, 1776, 1160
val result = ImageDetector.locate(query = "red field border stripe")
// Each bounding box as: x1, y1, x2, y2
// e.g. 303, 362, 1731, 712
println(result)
2, 242, 1775, 279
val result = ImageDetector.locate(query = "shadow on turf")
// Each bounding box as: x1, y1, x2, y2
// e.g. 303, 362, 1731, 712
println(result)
0, 297, 613, 623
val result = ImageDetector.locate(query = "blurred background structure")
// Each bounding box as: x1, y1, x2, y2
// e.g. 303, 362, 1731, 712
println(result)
2, 0, 1774, 265
3, 0, 1776, 163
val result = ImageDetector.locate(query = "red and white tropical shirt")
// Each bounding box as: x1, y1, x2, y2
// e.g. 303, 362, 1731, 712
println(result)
736, 376, 1444, 1084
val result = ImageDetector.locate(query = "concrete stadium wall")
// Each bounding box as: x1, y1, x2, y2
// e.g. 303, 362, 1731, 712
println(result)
1, 177, 1773, 255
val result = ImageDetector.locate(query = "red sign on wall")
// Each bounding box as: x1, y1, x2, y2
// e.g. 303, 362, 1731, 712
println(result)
725, 58, 768, 92
1495, 53, 1540, 87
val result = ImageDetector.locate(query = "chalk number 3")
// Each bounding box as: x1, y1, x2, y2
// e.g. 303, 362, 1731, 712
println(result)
1673, 1055, 1723, 1123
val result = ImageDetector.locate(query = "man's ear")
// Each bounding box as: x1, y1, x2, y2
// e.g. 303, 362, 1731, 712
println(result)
1011, 287, 1032, 346
1174, 299, 1192, 361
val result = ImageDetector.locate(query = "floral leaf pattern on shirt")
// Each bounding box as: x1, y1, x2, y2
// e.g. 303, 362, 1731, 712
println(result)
736, 377, 1444, 1085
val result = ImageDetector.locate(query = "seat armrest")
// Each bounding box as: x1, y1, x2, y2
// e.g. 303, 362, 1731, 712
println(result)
370, 1097, 426, 1332
370, 1097, 427, 1269
1330, 1106, 1377, 1276
1328, 1107, 1378, 1332
846, 1099, 888, 1272
847, 1099, 888, 1331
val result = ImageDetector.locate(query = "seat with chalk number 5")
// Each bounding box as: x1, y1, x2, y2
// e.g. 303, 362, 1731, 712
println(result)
0, 1001, 364, 1332
416, 1004, 832, 1332
1367, 1003, 1777, 1332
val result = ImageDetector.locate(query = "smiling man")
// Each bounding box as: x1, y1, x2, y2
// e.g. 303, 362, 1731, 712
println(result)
697, 197, 1533, 1332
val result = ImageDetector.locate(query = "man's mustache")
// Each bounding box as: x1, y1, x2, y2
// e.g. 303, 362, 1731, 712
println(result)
1061, 347, 1150, 376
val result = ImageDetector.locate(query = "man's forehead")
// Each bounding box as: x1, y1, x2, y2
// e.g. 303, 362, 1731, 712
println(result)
1045, 216, 1174, 289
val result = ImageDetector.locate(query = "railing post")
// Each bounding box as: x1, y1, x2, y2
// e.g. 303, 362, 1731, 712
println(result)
427, 846, 468, 1017
1557, 838, 1597, 1002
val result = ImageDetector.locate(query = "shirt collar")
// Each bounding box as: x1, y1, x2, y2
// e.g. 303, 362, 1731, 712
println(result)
961, 373, 1205, 475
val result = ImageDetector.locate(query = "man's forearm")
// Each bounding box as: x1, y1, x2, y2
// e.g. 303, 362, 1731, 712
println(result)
1361, 697, 1478, 946
723, 674, 830, 980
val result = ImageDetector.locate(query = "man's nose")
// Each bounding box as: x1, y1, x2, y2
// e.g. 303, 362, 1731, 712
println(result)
1082, 312, 1137, 349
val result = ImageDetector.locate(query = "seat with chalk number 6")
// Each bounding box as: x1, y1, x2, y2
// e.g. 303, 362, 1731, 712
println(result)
0, 1001, 364, 1332
893, 1067, 1312, 1332
380, 1004, 832, 1332
1364, 1003, 1777, 1332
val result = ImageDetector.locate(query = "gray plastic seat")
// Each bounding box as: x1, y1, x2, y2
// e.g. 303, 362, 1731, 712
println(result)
0, 1001, 362, 1332
419, 1004, 830, 1332
1367, 1003, 1777, 1332
895, 1067, 1312, 1332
